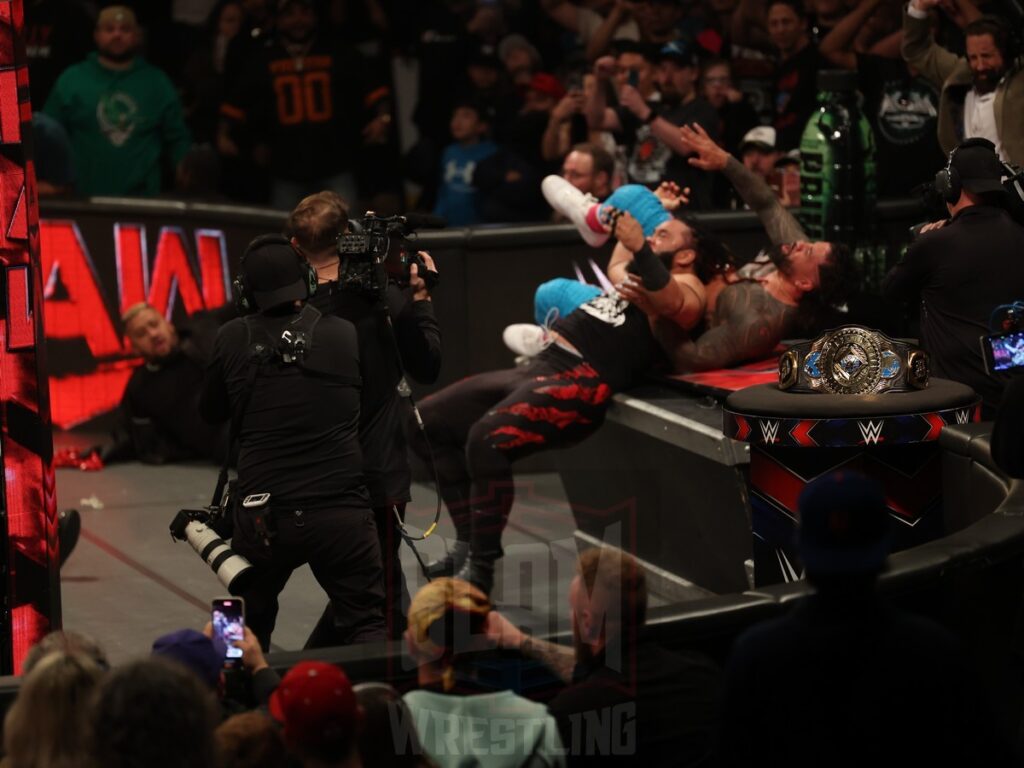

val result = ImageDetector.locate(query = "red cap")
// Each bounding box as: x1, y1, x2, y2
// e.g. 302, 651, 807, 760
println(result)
528, 72, 566, 100
269, 661, 358, 748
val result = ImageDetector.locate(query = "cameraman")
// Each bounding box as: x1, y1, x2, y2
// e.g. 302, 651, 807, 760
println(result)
200, 235, 386, 650
882, 138, 1024, 414
286, 192, 441, 642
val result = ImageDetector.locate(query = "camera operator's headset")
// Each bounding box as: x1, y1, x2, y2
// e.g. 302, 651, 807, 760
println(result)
233, 234, 318, 314
934, 138, 1003, 203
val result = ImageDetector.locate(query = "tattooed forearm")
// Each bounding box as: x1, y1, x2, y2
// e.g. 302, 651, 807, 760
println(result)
522, 635, 576, 684
723, 157, 806, 246
659, 281, 796, 372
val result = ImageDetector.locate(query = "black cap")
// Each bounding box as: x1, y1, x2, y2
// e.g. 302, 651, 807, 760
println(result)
658, 40, 696, 67
797, 471, 891, 576
953, 139, 1007, 195
242, 236, 308, 310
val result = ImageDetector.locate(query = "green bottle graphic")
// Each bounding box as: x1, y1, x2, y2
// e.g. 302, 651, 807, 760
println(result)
799, 70, 885, 291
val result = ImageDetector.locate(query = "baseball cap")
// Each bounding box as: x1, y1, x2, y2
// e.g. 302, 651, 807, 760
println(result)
151, 629, 223, 690
797, 471, 892, 576
497, 33, 541, 66
739, 126, 778, 153
242, 235, 309, 310
658, 40, 696, 67
269, 661, 358, 749
775, 148, 800, 168
527, 72, 567, 100
952, 139, 1006, 195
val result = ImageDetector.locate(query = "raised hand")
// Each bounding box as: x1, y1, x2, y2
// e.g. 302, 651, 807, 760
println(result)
681, 123, 730, 172
654, 181, 691, 210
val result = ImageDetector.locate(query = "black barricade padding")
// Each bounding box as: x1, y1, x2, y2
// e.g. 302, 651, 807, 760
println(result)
38, 197, 926, 429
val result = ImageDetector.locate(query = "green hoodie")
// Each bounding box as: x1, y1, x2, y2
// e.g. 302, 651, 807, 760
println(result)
404, 689, 566, 768
43, 53, 191, 196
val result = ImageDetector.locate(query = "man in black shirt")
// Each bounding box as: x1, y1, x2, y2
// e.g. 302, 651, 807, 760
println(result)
767, 0, 824, 149
287, 192, 441, 640
720, 471, 1008, 766
588, 41, 721, 208
486, 547, 722, 766
218, 0, 391, 208
200, 235, 386, 649
653, 41, 721, 209
106, 303, 226, 464
882, 139, 1024, 414
819, 0, 944, 197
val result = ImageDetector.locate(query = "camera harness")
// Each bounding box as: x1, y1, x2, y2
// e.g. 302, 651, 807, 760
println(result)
211, 297, 444, 582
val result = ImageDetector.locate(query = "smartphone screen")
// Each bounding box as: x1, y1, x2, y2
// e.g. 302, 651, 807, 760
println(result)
211, 598, 245, 666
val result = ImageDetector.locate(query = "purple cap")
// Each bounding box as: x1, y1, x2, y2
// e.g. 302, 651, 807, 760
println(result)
152, 629, 223, 689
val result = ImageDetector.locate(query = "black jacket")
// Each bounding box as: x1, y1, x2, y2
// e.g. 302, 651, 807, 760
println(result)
106, 320, 226, 465
547, 637, 721, 767
200, 306, 368, 509
882, 205, 1024, 411
309, 282, 441, 507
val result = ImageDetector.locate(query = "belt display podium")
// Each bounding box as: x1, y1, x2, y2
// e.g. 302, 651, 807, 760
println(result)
724, 379, 980, 586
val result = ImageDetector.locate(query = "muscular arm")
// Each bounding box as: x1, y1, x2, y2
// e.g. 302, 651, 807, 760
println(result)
722, 156, 806, 244
657, 281, 794, 372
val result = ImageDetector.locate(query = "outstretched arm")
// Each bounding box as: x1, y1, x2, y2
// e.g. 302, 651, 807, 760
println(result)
682, 123, 806, 245
902, 0, 962, 87
656, 281, 794, 372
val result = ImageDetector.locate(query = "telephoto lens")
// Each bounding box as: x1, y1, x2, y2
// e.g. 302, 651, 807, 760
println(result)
170, 511, 255, 595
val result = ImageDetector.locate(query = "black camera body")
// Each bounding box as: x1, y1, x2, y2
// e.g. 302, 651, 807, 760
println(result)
337, 212, 440, 296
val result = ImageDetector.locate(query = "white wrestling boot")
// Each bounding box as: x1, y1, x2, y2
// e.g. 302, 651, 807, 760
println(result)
541, 175, 609, 247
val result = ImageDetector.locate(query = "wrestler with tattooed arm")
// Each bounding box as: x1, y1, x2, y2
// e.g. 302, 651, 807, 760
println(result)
409, 206, 733, 594
652, 124, 859, 372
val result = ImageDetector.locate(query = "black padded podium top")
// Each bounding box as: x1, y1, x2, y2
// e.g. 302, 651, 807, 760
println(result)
726, 379, 979, 419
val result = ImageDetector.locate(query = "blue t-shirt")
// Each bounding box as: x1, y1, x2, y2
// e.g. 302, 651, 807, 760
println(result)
433, 140, 497, 226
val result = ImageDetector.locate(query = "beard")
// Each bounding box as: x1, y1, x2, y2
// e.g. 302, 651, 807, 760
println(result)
972, 67, 1003, 94
98, 45, 137, 63
763, 242, 794, 276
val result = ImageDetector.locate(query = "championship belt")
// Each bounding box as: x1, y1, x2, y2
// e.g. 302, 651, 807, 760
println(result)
778, 326, 929, 394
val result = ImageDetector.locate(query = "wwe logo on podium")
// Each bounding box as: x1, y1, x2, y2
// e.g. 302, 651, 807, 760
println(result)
759, 420, 780, 444
955, 410, 971, 425
858, 420, 884, 445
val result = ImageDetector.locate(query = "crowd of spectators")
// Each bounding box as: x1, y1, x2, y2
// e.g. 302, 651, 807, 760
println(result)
25, 0, 1020, 218
1, 473, 1012, 765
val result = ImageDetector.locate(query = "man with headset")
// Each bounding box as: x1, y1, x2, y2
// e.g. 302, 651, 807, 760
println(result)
200, 235, 386, 649
883, 138, 1024, 414
286, 192, 441, 642
902, 6, 1023, 165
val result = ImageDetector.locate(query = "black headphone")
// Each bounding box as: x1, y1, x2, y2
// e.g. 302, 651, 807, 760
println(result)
233, 234, 318, 314
934, 138, 998, 203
